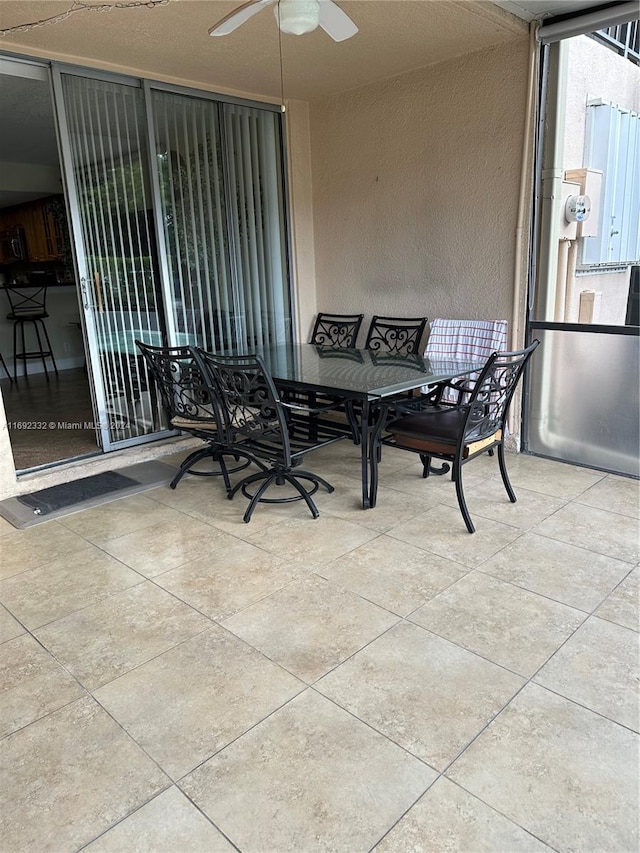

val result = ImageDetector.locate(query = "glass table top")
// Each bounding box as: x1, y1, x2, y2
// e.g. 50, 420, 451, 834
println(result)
113, 335, 484, 400
253, 344, 484, 399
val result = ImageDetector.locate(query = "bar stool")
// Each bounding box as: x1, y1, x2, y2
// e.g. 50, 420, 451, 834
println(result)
3, 284, 59, 382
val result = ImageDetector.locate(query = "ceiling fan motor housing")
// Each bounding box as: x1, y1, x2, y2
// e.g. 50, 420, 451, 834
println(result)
276, 0, 321, 35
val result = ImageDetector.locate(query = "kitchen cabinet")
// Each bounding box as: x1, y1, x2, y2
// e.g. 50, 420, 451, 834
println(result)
0, 196, 68, 262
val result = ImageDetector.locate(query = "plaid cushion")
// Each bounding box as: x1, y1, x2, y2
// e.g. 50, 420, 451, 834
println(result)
422, 319, 508, 399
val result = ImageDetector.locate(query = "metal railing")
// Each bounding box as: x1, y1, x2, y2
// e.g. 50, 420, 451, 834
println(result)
592, 20, 640, 65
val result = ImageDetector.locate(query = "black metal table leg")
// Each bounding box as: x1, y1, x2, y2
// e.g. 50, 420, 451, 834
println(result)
368, 402, 388, 509
360, 398, 370, 508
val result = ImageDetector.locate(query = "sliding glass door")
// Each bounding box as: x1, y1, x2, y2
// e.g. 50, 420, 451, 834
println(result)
56, 73, 166, 450
151, 89, 290, 354
54, 70, 291, 451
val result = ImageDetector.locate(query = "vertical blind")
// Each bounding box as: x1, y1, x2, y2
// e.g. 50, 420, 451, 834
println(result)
61, 74, 163, 443
60, 72, 291, 449
152, 93, 291, 353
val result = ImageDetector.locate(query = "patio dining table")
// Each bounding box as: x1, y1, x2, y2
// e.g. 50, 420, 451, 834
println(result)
251, 343, 484, 509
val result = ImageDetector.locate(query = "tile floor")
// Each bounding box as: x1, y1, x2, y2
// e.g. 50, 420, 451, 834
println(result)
0, 442, 638, 853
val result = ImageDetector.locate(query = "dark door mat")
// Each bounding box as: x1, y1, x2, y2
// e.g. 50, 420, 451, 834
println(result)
0, 460, 179, 529
17, 471, 140, 515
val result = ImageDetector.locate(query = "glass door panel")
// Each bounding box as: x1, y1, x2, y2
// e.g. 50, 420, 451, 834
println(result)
151, 90, 234, 351
223, 104, 291, 349
58, 73, 166, 448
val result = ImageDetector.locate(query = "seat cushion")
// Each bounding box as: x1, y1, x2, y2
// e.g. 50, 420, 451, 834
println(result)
170, 415, 218, 431
388, 407, 500, 458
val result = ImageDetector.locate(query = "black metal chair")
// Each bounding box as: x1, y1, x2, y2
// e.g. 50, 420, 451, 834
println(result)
365, 315, 428, 356
136, 340, 249, 491
193, 348, 347, 523
3, 285, 58, 382
376, 340, 540, 533
310, 312, 363, 348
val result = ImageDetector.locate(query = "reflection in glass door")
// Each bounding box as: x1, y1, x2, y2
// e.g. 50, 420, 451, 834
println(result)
150, 89, 291, 354
56, 72, 166, 449
55, 70, 292, 452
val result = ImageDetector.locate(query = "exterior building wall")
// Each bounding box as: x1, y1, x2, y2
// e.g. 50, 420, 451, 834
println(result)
308, 38, 529, 341
562, 35, 640, 324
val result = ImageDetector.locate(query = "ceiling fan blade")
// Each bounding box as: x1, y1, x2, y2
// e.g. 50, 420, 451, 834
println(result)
318, 0, 358, 42
208, 0, 276, 36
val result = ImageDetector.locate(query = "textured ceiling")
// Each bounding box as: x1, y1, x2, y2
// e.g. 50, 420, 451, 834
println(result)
0, 0, 529, 101
492, 0, 608, 22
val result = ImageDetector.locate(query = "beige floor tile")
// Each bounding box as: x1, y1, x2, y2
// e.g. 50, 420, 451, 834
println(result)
441, 479, 566, 531
315, 472, 431, 533
381, 465, 487, 502
101, 515, 230, 578
221, 574, 398, 682
316, 441, 417, 479
0, 633, 85, 737
375, 776, 550, 852
595, 568, 639, 631
316, 621, 523, 770
494, 454, 604, 500
448, 683, 640, 853
0, 514, 17, 535
0, 546, 142, 629
575, 474, 640, 519
387, 504, 522, 568
94, 625, 303, 780
535, 616, 639, 731
480, 532, 633, 612
244, 514, 377, 568
147, 477, 289, 536
0, 521, 88, 580
533, 502, 639, 564
35, 582, 212, 690
318, 535, 469, 616
86, 786, 235, 852
180, 689, 436, 853
0, 696, 168, 853
155, 538, 299, 621
0, 603, 25, 643
410, 572, 585, 677
60, 493, 185, 544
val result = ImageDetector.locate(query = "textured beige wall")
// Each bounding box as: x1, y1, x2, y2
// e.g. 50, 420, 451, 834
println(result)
309, 38, 529, 341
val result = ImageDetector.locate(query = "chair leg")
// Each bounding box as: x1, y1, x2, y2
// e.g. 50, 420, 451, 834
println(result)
243, 474, 276, 523
33, 320, 49, 380
345, 401, 360, 445
497, 443, 517, 503
170, 446, 215, 489
39, 320, 59, 375
419, 453, 431, 478
453, 457, 475, 534
0, 352, 12, 384
283, 473, 320, 519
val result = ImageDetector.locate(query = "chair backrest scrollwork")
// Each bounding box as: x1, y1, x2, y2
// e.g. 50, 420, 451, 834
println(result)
135, 340, 222, 431
310, 312, 363, 348
365, 315, 428, 356
462, 340, 540, 443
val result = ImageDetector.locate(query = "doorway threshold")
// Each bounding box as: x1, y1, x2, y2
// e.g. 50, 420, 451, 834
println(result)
16, 450, 103, 477
1, 459, 178, 529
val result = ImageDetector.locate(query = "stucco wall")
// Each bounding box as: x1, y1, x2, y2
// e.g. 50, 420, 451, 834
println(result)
309, 38, 529, 341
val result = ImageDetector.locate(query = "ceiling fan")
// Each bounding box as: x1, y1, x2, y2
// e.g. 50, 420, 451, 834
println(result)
208, 0, 359, 42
